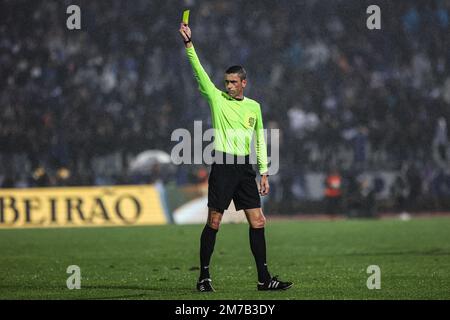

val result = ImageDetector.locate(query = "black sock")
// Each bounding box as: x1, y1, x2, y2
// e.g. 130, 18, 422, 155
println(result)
249, 227, 271, 283
199, 224, 218, 281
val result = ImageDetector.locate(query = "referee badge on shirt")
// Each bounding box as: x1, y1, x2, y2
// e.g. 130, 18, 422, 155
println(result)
245, 112, 257, 129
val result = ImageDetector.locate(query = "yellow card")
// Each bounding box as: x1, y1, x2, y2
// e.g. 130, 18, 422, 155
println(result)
182, 10, 190, 25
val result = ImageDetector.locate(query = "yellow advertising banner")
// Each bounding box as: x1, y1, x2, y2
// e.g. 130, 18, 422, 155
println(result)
0, 185, 169, 228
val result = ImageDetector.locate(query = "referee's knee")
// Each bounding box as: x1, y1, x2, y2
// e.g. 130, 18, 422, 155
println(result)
250, 215, 266, 228
207, 210, 223, 230
208, 219, 221, 230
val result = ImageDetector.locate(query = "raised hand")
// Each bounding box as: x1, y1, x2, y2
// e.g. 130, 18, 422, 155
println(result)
179, 23, 192, 47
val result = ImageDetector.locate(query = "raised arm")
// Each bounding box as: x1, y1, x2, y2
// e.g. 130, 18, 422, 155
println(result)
179, 23, 219, 101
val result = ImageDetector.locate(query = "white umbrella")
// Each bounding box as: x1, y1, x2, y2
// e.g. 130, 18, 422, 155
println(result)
128, 150, 172, 173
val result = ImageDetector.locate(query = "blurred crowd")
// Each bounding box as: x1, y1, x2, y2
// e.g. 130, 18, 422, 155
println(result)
1, 0, 449, 212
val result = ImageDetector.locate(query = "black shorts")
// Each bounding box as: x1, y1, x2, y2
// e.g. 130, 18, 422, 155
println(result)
207, 152, 261, 213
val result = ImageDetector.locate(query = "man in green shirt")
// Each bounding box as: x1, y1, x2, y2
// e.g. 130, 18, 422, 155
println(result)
180, 22, 292, 292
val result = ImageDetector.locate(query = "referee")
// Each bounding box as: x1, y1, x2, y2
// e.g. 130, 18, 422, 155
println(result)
179, 22, 292, 292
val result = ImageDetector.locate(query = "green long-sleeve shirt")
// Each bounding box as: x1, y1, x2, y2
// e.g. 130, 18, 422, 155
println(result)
186, 45, 268, 174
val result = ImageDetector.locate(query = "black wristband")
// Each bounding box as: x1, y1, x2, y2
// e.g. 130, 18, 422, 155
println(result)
184, 36, 192, 44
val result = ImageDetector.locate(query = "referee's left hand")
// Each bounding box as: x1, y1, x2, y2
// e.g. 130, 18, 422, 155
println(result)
259, 175, 270, 196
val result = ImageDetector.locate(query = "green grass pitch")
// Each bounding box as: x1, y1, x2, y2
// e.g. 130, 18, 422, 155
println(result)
0, 217, 449, 299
